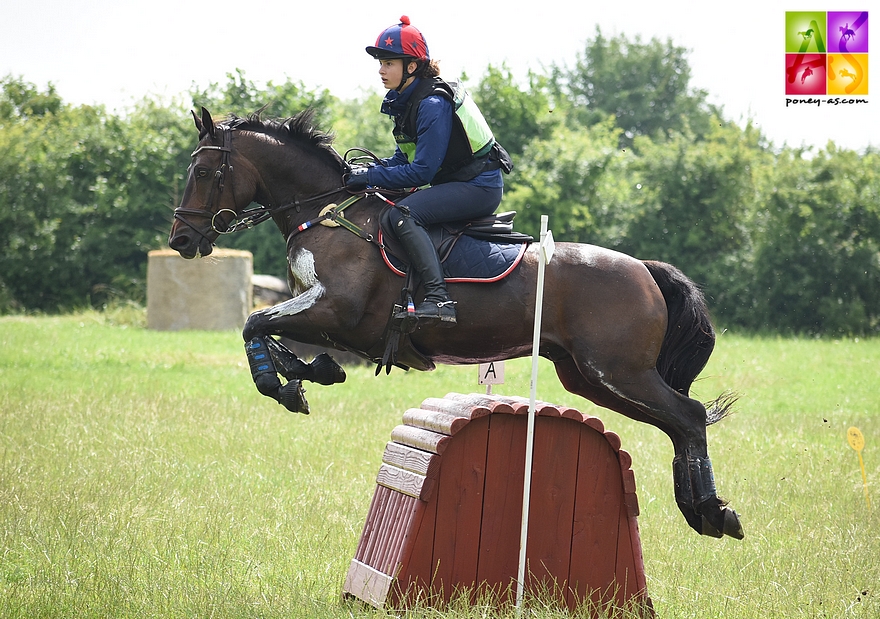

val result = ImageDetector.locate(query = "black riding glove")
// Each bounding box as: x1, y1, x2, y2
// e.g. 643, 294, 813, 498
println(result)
345, 166, 371, 190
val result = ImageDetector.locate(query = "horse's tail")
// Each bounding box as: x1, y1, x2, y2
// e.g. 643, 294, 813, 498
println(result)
642, 260, 736, 425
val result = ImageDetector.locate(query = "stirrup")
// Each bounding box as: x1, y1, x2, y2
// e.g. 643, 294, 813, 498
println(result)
405, 298, 457, 326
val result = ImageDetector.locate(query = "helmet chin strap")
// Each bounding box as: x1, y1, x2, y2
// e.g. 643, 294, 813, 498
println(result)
396, 59, 418, 92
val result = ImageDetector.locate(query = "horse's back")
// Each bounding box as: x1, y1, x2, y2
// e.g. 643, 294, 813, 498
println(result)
548, 242, 662, 298
541, 242, 669, 349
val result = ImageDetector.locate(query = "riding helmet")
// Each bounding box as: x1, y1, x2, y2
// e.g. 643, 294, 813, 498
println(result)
366, 15, 430, 62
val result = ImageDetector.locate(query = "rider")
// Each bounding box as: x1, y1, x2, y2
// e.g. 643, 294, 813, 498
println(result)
345, 15, 510, 327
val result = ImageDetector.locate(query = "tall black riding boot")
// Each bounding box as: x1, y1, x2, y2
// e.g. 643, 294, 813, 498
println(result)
393, 215, 457, 326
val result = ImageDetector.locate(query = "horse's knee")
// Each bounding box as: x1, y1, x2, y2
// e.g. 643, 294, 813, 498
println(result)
242, 310, 267, 342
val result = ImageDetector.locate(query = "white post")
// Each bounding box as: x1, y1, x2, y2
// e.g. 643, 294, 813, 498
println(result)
516, 215, 554, 609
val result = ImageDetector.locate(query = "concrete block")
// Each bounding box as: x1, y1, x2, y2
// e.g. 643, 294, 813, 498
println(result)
147, 249, 253, 331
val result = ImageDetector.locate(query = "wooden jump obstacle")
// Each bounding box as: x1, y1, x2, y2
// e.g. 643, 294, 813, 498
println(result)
343, 392, 652, 614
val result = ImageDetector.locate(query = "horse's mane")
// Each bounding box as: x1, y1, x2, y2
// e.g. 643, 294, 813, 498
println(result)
222, 108, 345, 171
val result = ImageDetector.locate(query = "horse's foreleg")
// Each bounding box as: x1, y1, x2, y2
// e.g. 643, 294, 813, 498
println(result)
265, 336, 345, 386
243, 335, 347, 414
245, 336, 310, 414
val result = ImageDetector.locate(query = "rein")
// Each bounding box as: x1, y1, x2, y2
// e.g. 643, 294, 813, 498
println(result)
172, 123, 359, 241
172, 122, 407, 252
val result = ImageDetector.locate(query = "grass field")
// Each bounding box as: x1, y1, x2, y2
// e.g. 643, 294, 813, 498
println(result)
1, 310, 878, 618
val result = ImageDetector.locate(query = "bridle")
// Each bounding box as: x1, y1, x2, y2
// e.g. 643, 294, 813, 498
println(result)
172, 124, 405, 250
172, 125, 236, 243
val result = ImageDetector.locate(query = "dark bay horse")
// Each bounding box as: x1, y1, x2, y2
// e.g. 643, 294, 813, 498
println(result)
168, 107, 743, 540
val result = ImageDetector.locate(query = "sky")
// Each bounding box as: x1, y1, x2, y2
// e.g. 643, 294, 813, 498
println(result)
2, 0, 878, 152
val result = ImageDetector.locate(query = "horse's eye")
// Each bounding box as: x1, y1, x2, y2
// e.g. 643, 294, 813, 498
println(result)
196, 168, 208, 178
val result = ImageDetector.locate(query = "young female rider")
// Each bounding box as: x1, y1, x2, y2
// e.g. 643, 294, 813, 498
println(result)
345, 16, 509, 328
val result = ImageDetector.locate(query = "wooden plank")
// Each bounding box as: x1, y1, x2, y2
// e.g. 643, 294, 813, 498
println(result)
378, 492, 410, 574
603, 430, 622, 453
343, 559, 394, 608
402, 408, 470, 436
475, 413, 526, 603
387, 494, 421, 574
376, 463, 428, 500
617, 449, 633, 470
614, 498, 638, 607
419, 397, 492, 419
581, 415, 606, 434
444, 392, 520, 415
627, 511, 649, 595
382, 441, 441, 478
359, 485, 393, 565
370, 491, 397, 570
567, 424, 624, 610
524, 416, 580, 604
431, 416, 490, 602
390, 425, 451, 455
354, 487, 382, 562
393, 485, 438, 606
623, 492, 640, 518
621, 468, 637, 495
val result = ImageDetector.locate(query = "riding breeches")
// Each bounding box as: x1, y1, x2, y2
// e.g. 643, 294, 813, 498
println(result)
386, 181, 503, 234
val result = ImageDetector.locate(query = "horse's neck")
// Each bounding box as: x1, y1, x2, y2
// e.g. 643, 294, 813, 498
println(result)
257, 151, 339, 204
247, 141, 346, 236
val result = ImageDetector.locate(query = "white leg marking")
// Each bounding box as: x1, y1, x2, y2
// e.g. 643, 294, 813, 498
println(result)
264, 249, 325, 317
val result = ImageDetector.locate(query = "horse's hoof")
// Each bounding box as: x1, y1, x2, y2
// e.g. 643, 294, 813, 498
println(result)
279, 380, 310, 415
723, 508, 744, 539
309, 353, 346, 385
701, 508, 744, 539
700, 515, 724, 538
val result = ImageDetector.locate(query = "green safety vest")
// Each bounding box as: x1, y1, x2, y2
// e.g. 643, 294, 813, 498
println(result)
393, 77, 497, 184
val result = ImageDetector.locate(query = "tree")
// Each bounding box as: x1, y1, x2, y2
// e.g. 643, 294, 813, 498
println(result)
0, 74, 62, 120
0, 80, 193, 311
618, 121, 768, 322
472, 64, 558, 158
189, 68, 336, 124
554, 28, 717, 149
500, 117, 631, 242
330, 89, 395, 157
750, 146, 880, 335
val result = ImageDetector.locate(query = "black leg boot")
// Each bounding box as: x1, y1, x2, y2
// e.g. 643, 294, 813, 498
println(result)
393, 214, 457, 327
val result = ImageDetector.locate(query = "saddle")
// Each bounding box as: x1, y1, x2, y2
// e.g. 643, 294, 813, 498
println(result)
376, 210, 533, 375
380, 211, 533, 282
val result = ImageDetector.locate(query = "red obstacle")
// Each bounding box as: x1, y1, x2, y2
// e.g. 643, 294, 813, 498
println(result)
342, 392, 652, 614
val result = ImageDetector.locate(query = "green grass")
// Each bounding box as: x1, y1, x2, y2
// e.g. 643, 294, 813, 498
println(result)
1, 312, 878, 618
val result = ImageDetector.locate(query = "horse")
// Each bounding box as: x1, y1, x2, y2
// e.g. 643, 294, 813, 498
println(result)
168, 107, 743, 540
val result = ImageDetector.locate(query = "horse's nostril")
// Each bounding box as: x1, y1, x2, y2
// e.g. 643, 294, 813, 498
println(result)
169, 234, 190, 250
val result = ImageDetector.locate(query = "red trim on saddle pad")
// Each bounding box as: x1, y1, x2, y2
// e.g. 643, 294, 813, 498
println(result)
379, 230, 528, 283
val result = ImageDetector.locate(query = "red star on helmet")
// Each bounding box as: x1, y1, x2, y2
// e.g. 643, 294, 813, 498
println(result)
384, 36, 394, 47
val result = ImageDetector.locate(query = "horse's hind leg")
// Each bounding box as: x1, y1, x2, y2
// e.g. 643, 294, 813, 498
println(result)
553, 355, 743, 539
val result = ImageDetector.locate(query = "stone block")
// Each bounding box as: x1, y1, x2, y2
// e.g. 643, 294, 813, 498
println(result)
147, 249, 253, 331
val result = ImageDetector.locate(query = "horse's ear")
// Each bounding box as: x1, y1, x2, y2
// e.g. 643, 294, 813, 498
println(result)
191, 109, 205, 136
200, 106, 215, 139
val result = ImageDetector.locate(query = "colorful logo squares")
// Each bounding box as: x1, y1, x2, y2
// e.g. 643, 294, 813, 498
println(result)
785, 11, 869, 95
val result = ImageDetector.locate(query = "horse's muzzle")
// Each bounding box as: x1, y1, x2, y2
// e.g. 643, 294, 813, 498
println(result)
168, 231, 213, 259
